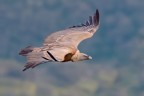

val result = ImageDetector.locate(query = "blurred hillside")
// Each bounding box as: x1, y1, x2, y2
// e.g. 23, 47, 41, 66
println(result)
1, 59, 144, 96
0, 0, 144, 96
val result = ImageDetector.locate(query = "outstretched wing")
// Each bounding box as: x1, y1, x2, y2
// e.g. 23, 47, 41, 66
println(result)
43, 9, 100, 48
20, 9, 100, 71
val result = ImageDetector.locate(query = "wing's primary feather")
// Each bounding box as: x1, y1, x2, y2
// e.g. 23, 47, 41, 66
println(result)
44, 9, 100, 48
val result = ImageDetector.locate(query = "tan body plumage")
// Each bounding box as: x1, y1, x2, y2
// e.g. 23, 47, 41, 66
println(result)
19, 9, 100, 71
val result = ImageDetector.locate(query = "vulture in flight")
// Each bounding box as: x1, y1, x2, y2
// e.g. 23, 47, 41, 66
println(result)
19, 9, 100, 71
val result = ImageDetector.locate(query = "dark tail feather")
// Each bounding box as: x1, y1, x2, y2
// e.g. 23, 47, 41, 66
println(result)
19, 46, 33, 56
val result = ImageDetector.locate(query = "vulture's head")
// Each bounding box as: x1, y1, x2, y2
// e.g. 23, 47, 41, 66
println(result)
71, 50, 92, 62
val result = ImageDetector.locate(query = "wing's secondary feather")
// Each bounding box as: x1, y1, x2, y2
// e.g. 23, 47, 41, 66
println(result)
44, 9, 99, 48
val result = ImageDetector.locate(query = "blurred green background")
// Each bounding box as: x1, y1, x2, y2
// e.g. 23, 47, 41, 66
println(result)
0, 0, 144, 96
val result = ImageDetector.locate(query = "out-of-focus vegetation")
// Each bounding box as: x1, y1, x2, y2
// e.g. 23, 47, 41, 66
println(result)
0, 59, 144, 96
0, 78, 36, 96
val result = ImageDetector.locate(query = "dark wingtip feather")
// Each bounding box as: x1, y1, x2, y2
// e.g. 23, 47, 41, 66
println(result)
22, 62, 36, 71
19, 46, 33, 56
95, 9, 99, 26
22, 68, 27, 71
89, 16, 92, 25
92, 9, 99, 26
23, 66, 29, 71
86, 21, 89, 26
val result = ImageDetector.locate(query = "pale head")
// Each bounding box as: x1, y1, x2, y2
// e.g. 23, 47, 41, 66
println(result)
71, 50, 92, 62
